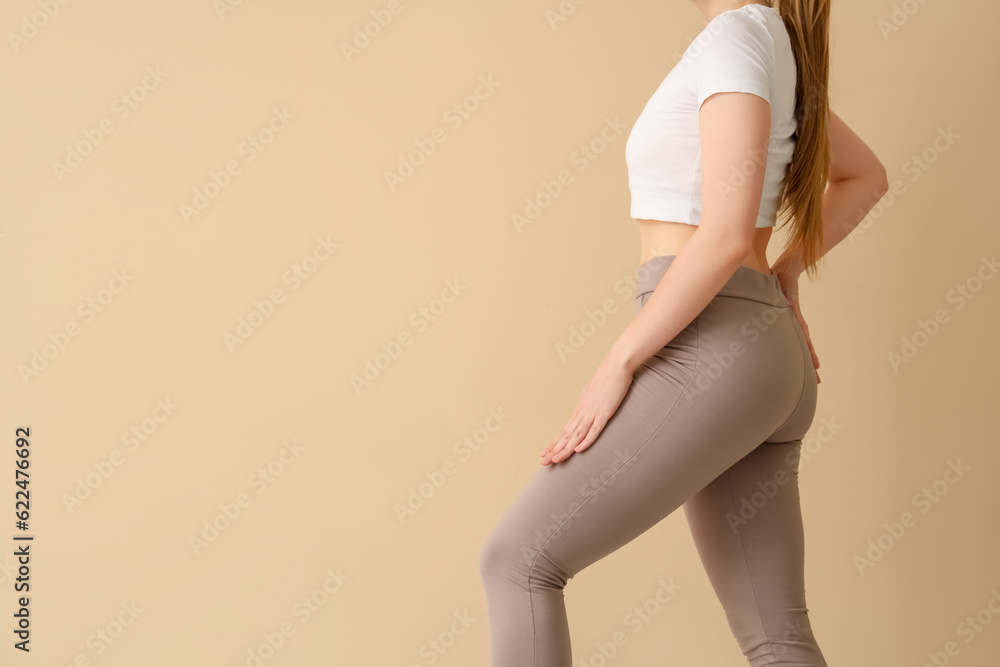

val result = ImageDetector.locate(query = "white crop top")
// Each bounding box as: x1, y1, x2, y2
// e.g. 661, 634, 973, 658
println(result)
624, 4, 798, 227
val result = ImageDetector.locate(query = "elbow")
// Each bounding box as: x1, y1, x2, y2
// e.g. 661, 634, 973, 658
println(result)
725, 222, 756, 258
830, 163, 890, 196
872, 165, 890, 195
727, 237, 754, 265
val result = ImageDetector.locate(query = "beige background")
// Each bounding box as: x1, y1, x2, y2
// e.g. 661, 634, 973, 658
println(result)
2, 0, 998, 665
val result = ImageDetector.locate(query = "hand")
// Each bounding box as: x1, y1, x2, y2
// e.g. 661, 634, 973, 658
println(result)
540, 355, 635, 465
775, 269, 821, 384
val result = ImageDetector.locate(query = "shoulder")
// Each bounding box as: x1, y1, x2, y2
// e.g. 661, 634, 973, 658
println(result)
691, 8, 779, 107
701, 8, 776, 55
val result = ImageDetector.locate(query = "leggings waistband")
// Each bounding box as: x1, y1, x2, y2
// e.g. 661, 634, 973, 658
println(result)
634, 254, 790, 308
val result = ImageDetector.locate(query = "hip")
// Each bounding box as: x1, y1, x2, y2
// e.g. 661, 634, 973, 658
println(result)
631, 254, 813, 417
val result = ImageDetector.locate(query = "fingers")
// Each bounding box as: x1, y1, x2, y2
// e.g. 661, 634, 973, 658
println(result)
540, 435, 562, 464
573, 416, 607, 454
553, 421, 588, 462
542, 410, 581, 459
805, 338, 818, 364
541, 423, 571, 464
788, 303, 820, 383
542, 415, 594, 465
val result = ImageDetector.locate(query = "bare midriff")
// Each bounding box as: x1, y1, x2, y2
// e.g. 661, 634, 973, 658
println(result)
635, 218, 774, 277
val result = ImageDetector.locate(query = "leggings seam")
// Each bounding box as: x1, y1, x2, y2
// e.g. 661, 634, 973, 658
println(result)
528, 315, 702, 667
726, 468, 779, 665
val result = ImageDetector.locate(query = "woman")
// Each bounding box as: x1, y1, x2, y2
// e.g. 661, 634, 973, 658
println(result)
479, 1, 888, 665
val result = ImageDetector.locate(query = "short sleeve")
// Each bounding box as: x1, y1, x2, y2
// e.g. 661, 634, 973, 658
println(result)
695, 13, 775, 109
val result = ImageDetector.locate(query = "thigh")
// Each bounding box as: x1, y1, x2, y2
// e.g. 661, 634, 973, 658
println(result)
485, 321, 786, 582
683, 441, 814, 654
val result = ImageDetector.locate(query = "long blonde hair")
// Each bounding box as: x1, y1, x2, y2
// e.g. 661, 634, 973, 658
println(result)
767, 0, 831, 280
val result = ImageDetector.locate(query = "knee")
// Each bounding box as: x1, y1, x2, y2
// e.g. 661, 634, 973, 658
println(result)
477, 529, 505, 582
478, 525, 566, 590
478, 526, 524, 584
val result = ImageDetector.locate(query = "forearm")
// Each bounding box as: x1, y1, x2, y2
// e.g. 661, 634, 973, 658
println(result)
607, 229, 747, 374
774, 173, 889, 277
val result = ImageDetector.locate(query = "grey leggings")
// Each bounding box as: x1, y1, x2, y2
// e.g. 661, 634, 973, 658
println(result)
479, 254, 827, 666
